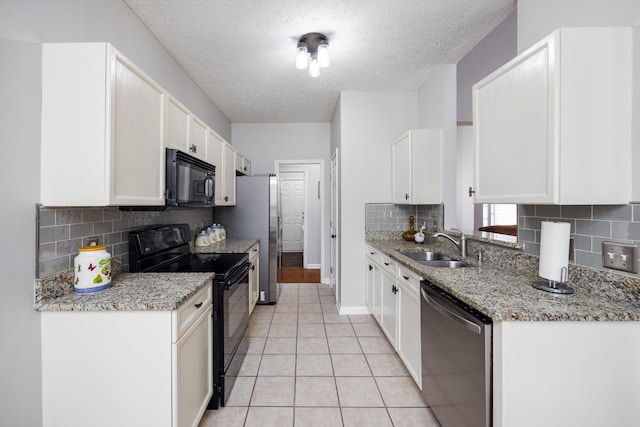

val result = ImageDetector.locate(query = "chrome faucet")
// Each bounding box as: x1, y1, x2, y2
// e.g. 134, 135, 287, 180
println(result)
432, 228, 467, 258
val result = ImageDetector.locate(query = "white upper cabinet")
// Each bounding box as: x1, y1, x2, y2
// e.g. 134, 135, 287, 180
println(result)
473, 27, 632, 204
392, 129, 444, 204
42, 43, 165, 206
188, 115, 208, 161
166, 97, 208, 161
166, 96, 189, 153
206, 131, 236, 206
235, 152, 251, 176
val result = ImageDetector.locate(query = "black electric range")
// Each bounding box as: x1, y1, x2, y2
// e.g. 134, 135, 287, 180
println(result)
128, 224, 251, 409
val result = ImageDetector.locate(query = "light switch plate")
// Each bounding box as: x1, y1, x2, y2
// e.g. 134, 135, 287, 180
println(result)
602, 241, 638, 274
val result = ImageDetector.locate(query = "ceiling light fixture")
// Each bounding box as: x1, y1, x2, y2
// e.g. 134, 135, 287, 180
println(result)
296, 32, 329, 77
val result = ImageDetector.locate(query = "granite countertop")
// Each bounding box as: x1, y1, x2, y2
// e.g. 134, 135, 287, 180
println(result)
192, 238, 259, 254
36, 272, 213, 312
367, 238, 640, 322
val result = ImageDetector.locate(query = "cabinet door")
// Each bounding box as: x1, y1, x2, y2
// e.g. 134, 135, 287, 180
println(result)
166, 97, 189, 152
249, 244, 260, 313
392, 132, 411, 203
189, 116, 207, 161
380, 270, 397, 347
473, 38, 554, 204
397, 284, 421, 389
222, 143, 237, 205
174, 306, 212, 427
111, 54, 165, 205
366, 258, 377, 317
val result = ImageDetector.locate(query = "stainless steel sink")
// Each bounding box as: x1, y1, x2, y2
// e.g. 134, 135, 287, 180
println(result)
419, 260, 469, 268
401, 251, 452, 262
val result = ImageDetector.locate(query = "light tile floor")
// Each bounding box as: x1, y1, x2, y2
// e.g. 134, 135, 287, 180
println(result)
198, 283, 440, 427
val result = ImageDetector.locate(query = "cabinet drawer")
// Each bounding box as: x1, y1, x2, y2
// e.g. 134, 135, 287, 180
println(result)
249, 243, 260, 261
173, 284, 212, 342
396, 265, 421, 298
365, 245, 380, 264
380, 254, 396, 276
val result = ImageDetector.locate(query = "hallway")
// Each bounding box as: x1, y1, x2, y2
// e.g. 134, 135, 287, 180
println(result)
198, 283, 439, 427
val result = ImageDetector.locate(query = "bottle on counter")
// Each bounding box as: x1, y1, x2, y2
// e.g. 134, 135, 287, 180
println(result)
74, 245, 112, 293
195, 230, 210, 247
218, 224, 226, 240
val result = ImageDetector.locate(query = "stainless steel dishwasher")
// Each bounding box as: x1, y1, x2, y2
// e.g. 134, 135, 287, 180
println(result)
420, 280, 492, 427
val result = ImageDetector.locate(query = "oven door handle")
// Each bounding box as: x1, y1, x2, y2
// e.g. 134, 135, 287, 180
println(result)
223, 262, 252, 289
421, 288, 482, 335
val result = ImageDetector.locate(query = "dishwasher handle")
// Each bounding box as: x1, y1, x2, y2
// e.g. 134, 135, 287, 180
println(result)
421, 288, 482, 335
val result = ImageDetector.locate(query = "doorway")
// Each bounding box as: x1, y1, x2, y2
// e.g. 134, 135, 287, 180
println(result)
275, 160, 324, 284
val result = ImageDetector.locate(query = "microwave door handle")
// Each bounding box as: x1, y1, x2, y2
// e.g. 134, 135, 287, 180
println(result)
204, 173, 214, 202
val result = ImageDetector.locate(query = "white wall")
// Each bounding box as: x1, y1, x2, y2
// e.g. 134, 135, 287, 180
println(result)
337, 91, 419, 311
0, 1, 230, 423
0, 39, 43, 427
417, 65, 458, 230
457, 11, 517, 123
232, 123, 330, 174
0, 0, 231, 141
232, 123, 331, 279
517, 0, 640, 53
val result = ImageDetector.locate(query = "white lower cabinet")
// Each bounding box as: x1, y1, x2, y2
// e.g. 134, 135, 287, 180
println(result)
248, 242, 260, 314
365, 247, 422, 388
365, 246, 381, 322
396, 266, 422, 388
42, 285, 212, 427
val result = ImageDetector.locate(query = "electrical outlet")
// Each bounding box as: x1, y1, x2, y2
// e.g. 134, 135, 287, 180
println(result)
602, 241, 638, 274
86, 237, 99, 247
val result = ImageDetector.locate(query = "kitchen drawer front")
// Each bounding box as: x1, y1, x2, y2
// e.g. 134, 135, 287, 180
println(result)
365, 245, 381, 265
173, 284, 212, 342
380, 254, 397, 276
396, 265, 421, 299
249, 242, 260, 261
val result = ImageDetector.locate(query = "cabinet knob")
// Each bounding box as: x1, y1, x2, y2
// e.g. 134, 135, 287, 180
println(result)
195, 302, 203, 309
468, 186, 476, 197
189, 144, 197, 153
224, 196, 229, 202
402, 275, 409, 280
405, 193, 409, 200
369, 265, 373, 271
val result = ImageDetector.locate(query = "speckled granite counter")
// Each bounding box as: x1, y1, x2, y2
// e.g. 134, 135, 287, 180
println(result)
36, 272, 213, 312
192, 238, 258, 254
367, 238, 640, 321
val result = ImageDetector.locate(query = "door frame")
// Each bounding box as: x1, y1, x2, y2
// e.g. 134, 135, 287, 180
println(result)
275, 159, 325, 279
330, 149, 339, 297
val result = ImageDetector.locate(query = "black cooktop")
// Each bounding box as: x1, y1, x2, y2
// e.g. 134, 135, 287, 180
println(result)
128, 224, 248, 278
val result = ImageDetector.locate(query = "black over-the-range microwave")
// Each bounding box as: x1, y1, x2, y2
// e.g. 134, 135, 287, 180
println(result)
166, 148, 216, 208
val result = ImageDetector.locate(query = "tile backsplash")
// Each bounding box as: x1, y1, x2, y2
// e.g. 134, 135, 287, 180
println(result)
38, 206, 214, 277
365, 203, 443, 233
518, 204, 640, 275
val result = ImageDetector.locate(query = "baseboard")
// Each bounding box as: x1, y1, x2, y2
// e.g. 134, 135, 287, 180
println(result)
338, 305, 371, 315
304, 264, 321, 269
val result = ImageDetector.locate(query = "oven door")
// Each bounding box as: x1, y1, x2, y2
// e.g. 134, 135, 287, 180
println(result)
211, 261, 251, 409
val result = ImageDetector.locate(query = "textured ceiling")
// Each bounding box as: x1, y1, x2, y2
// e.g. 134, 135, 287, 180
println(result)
123, 0, 515, 123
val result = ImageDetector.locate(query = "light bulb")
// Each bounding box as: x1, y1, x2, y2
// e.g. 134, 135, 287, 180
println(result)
308, 57, 320, 77
317, 43, 329, 68
296, 45, 308, 70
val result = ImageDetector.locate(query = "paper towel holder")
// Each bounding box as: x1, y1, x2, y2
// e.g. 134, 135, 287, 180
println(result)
532, 266, 574, 294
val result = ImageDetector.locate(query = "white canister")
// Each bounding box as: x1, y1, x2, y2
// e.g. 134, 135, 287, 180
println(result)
74, 245, 112, 293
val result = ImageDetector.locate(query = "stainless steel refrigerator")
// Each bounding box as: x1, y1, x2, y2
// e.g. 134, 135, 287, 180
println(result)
215, 174, 280, 304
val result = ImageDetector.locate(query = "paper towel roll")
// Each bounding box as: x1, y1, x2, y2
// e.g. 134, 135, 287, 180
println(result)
538, 221, 571, 282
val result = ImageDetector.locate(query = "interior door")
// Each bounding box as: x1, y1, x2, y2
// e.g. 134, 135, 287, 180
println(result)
330, 150, 339, 296
280, 175, 305, 252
